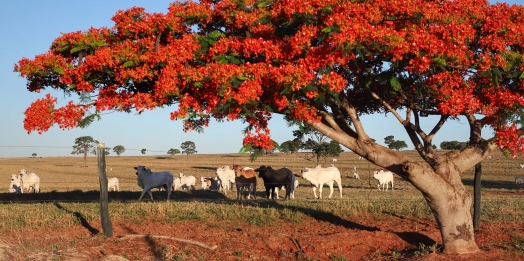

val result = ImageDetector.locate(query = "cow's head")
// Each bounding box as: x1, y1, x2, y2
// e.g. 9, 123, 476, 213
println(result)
134, 165, 147, 176
11, 174, 18, 181
18, 169, 27, 175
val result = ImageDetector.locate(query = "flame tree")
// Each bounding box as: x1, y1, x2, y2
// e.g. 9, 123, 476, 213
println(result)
15, 0, 524, 254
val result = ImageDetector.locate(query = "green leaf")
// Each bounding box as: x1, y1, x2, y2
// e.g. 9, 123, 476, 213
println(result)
256, 1, 272, 8
237, 75, 249, 81
68, 84, 76, 89
520, 71, 524, 79
70, 46, 84, 54
390, 76, 401, 91
77, 114, 101, 129
123, 61, 134, 68
52, 67, 64, 75
491, 67, 501, 87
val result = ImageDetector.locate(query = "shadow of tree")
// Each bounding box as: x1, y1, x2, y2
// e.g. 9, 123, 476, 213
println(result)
54, 202, 99, 235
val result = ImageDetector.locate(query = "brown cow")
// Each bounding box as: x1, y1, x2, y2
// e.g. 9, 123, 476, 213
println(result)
232, 165, 257, 200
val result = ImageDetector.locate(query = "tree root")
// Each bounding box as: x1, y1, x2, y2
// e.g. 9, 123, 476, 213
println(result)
118, 234, 218, 251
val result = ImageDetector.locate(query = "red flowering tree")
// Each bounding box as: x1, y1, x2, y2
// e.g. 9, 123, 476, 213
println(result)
15, 0, 524, 254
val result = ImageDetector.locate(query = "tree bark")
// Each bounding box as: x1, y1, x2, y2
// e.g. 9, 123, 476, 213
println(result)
410, 164, 479, 254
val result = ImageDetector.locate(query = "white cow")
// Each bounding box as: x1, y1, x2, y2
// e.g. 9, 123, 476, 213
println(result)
273, 179, 299, 199
107, 177, 120, 192
373, 170, 394, 191
9, 174, 21, 193
216, 165, 236, 193
172, 177, 182, 191
18, 169, 40, 193
332, 158, 337, 163
179, 173, 196, 191
519, 164, 524, 169
134, 165, 174, 201
352, 166, 360, 179
516, 176, 524, 184
300, 166, 343, 199
200, 176, 210, 190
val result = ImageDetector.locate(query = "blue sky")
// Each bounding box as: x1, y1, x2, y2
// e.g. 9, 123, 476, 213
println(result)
0, 0, 521, 158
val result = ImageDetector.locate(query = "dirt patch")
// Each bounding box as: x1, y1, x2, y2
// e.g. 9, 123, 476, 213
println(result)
1, 214, 523, 260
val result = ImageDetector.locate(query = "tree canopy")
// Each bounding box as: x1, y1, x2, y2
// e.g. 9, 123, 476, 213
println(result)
15, 0, 524, 254
71, 136, 98, 166
112, 145, 125, 156
289, 123, 343, 165
167, 148, 180, 157
384, 135, 408, 151
181, 141, 197, 157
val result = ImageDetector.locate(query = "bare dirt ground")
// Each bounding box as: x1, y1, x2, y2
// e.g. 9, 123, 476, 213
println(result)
1, 213, 523, 261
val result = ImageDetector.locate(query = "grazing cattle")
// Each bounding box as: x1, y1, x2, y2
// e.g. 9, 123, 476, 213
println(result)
216, 166, 236, 193
172, 177, 182, 191
179, 173, 196, 191
516, 176, 524, 184
352, 166, 360, 179
273, 179, 299, 199
107, 177, 120, 192
232, 165, 257, 200
332, 158, 337, 163
486, 155, 492, 159
358, 156, 364, 160
9, 174, 21, 193
255, 166, 295, 199
520, 164, 524, 169
134, 165, 174, 201
373, 170, 394, 191
200, 177, 211, 190
18, 169, 40, 193
300, 166, 343, 199
207, 177, 221, 191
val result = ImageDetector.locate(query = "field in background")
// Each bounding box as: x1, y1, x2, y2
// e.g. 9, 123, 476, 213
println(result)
1, 150, 523, 193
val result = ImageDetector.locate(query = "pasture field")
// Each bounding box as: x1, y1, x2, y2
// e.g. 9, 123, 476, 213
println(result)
1, 151, 524, 260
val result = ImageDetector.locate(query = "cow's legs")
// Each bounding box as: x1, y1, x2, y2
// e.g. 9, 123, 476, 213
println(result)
318, 184, 323, 199
312, 186, 318, 199
327, 181, 334, 198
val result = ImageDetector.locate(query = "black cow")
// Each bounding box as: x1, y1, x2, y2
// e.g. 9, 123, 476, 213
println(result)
255, 165, 294, 199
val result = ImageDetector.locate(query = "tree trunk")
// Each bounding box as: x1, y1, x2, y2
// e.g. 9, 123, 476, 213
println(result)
417, 169, 479, 254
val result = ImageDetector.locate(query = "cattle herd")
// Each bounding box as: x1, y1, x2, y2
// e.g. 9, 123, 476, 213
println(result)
9, 162, 524, 199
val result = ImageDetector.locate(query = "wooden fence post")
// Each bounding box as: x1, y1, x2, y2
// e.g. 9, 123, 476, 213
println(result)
98, 143, 113, 237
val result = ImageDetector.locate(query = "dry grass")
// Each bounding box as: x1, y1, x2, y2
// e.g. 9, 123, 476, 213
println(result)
1, 151, 524, 234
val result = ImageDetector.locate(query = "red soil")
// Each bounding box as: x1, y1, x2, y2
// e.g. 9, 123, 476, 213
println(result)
1, 214, 523, 260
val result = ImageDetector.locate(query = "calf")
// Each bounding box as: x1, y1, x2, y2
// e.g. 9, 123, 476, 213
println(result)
300, 166, 343, 199
273, 178, 299, 199
516, 176, 524, 185
232, 165, 257, 200
200, 177, 211, 190
255, 166, 294, 199
134, 165, 174, 201
179, 173, 196, 191
9, 174, 21, 193
107, 177, 120, 192
373, 170, 394, 191
19, 169, 40, 193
